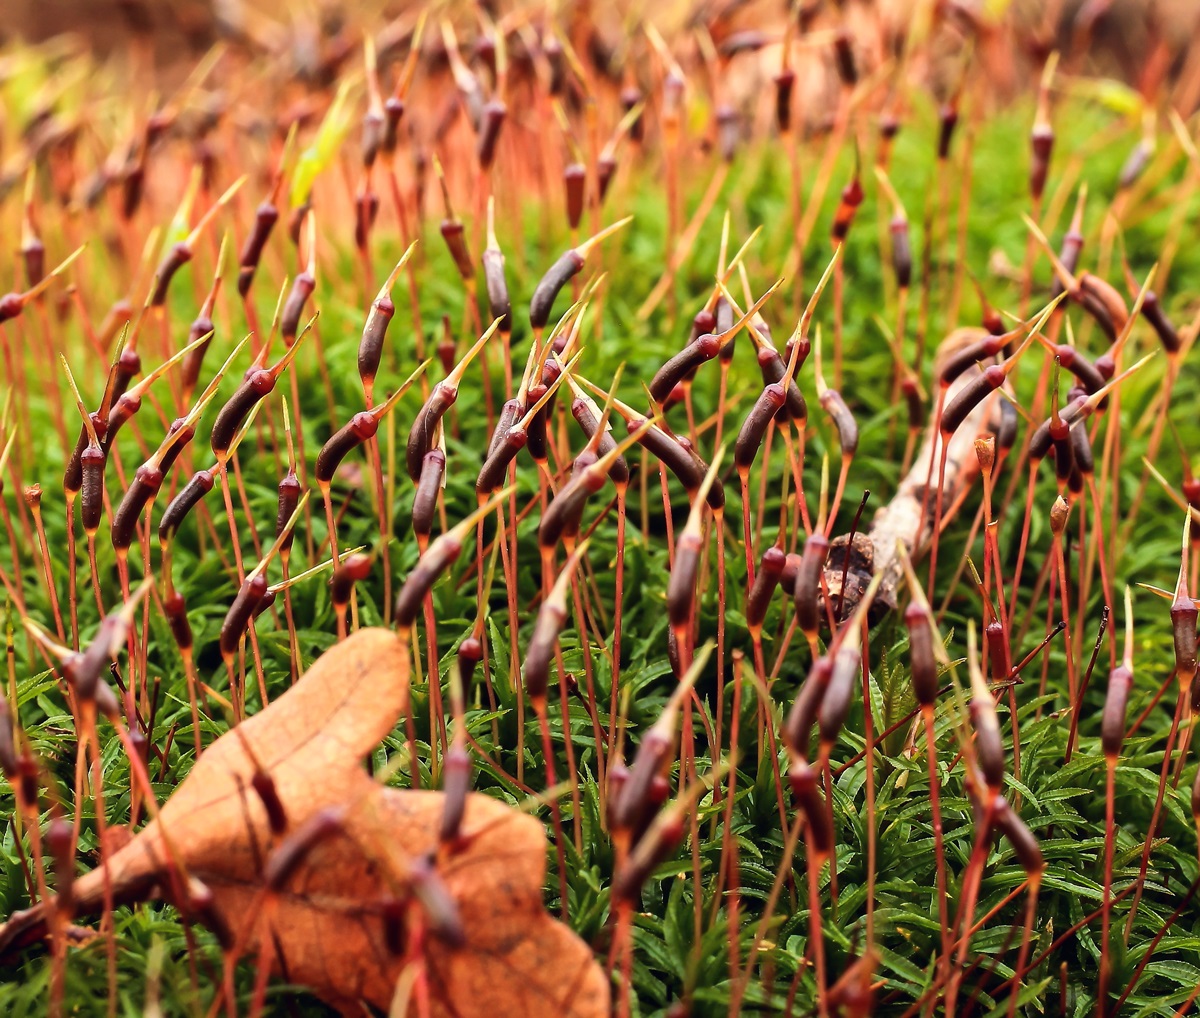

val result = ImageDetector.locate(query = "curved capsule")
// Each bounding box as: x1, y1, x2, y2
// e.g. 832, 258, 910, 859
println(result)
1101, 664, 1133, 757
788, 759, 832, 856
996, 398, 1019, 451
406, 387, 456, 481
757, 349, 808, 422
159, 469, 216, 543
358, 298, 394, 386
280, 273, 316, 343
264, 808, 344, 893
970, 695, 1006, 792
394, 539, 461, 631
182, 315, 216, 398
793, 534, 830, 637
571, 398, 628, 486
821, 389, 858, 454
537, 479, 592, 552
475, 431, 524, 497
482, 249, 511, 333
1070, 420, 1095, 476
817, 644, 860, 747
164, 592, 193, 652
219, 574, 269, 658
523, 599, 567, 704
784, 657, 832, 761
331, 554, 372, 607
649, 335, 720, 404
529, 251, 584, 329
149, 243, 193, 307
440, 221, 473, 281
112, 464, 163, 552
80, 446, 106, 533
747, 546, 787, 631
487, 398, 522, 459
891, 216, 912, 288
211, 371, 275, 457
316, 413, 378, 485
905, 603, 938, 706
734, 387, 785, 470
941, 365, 1004, 436
477, 100, 506, 172
938, 331, 1008, 386
413, 450, 446, 539
439, 745, 472, 843
238, 202, 278, 297
276, 472, 301, 550
65, 413, 106, 496
666, 535, 701, 629
992, 798, 1043, 876
1142, 292, 1180, 354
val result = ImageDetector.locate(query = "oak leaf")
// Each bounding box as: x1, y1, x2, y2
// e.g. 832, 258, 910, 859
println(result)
0, 628, 609, 1017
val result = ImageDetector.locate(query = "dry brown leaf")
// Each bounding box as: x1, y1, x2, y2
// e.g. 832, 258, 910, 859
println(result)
0, 628, 609, 1017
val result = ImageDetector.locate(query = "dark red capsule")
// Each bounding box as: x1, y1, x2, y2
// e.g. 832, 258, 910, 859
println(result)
382, 97, 405, 155
747, 546, 787, 631
1030, 124, 1053, 201
789, 759, 832, 856
316, 413, 378, 485
793, 533, 830, 637
784, 657, 832, 761
891, 216, 912, 288
394, 540, 460, 631
281, 273, 315, 343
80, 445, 106, 533
735, 385, 787, 471
1101, 664, 1132, 758
211, 371, 275, 456
564, 163, 586, 229
264, 808, 343, 892
774, 69, 795, 133
219, 574, 269, 658
937, 103, 958, 160
475, 101, 504, 172
159, 469, 215, 544
456, 637, 482, 694
905, 604, 938, 706
440, 220, 473, 281
331, 553, 372, 607
833, 31, 857, 87
406, 387, 456, 481
149, 242, 192, 307
821, 389, 858, 454
412, 450, 446, 540
237, 202, 278, 298
523, 600, 567, 702
252, 771, 288, 835
529, 250, 583, 329
112, 463, 163, 552
482, 249, 511, 333
439, 745, 471, 844
941, 365, 1005, 436
164, 592, 193, 652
